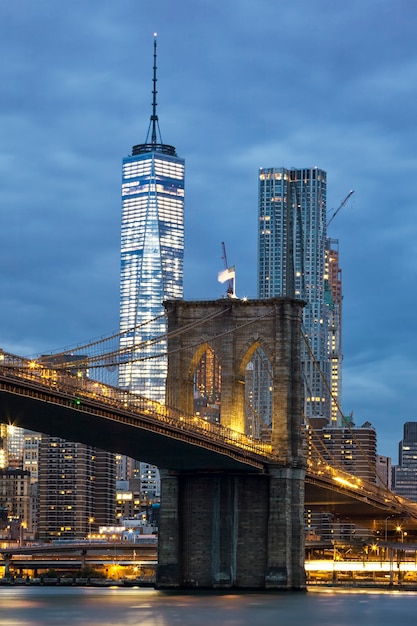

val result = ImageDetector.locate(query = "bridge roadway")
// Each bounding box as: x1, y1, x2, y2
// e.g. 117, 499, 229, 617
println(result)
0, 355, 417, 530
0, 541, 157, 577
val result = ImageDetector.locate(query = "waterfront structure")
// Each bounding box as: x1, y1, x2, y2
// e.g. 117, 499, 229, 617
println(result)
392, 422, 417, 501
37, 436, 115, 540
119, 36, 185, 403
257, 166, 331, 423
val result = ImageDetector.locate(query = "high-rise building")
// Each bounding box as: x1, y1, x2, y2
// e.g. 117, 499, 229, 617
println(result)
119, 36, 185, 404
257, 166, 331, 422
304, 419, 378, 543
325, 238, 343, 426
376, 454, 392, 490
0, 468, 31, 536
4, 425, 25, 469
22, 431, 41, 536
37, 436, 115, 540
392, 422, 417, 501
306, 419, 378, 483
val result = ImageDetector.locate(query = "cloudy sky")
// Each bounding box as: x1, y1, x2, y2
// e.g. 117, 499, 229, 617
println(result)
0, 0, 416, 459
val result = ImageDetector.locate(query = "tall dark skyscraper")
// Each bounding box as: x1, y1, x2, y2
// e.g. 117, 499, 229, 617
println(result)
392, 422, 417, 501
119, 36, 185, 404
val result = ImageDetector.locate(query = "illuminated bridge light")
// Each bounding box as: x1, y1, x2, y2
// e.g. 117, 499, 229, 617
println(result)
333, 476, 359, 489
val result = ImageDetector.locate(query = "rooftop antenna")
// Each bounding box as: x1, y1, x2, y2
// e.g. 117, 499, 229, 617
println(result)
145, 33, 163, 145
133, 34, 177, 157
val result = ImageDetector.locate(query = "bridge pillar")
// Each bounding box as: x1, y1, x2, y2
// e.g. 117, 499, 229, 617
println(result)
157, 470, 181, 585
157, 466, 306, 590
265, 466, 305, 588
159, 297, 306, 590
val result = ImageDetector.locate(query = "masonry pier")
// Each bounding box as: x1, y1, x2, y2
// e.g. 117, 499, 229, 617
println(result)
157, 298, 306, 590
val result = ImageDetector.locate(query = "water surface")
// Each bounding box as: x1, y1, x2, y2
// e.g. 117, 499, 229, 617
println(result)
1, 586, 417, 625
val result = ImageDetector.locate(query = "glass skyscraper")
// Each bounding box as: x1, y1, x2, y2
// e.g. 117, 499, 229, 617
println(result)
119, 36, 185, 403
257, 166, 331, 423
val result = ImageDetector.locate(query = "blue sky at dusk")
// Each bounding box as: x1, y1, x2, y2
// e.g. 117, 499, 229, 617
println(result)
1, 1, 416, 459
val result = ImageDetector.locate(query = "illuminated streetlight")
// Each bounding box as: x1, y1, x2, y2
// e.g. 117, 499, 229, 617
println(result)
88, 517, 94, 540
396, 526, 407, 543
19, 521, 26, 546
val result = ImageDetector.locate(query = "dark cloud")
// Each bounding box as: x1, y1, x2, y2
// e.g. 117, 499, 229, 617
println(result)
0, 0, 416, 459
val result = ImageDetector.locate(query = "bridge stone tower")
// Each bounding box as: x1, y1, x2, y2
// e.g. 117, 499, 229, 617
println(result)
158, 297, 306, 590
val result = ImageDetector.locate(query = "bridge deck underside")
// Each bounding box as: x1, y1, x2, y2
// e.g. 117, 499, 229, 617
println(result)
2, 382, 417, 532
305, 480, 417, 531
0, 388, 264, 472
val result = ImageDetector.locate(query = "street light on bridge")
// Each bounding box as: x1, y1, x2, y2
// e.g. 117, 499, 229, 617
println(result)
396, 525, 407, 543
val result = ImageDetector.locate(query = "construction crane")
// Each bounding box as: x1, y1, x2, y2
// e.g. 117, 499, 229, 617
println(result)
219, 242, 235, 298
327, 190, 355, 227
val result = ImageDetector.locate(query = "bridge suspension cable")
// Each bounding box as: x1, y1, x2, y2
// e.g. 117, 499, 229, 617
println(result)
34, 308, 229, 371
93, 307, 277, 370
26, 306, 277, 375
300, 329, 400, 498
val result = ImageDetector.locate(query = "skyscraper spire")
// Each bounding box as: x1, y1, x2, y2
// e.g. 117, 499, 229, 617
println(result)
133, 34, 177, 157
150, 33, 159, 145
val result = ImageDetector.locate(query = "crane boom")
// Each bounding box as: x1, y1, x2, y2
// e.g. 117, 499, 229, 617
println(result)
220, 242, 235, 297
327, 190, 355, 227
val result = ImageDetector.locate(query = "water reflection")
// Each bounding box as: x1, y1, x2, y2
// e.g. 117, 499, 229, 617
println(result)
1, 587, 417, 626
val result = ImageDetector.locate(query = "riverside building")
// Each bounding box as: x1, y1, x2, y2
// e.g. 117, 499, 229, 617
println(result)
37, 436, 115, 540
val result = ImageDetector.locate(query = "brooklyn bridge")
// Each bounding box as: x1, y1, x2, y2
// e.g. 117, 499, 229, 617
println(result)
0, 297, 416, 590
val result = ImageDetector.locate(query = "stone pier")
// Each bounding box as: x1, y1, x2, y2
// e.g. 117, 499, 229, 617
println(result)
157, 297, 306, 590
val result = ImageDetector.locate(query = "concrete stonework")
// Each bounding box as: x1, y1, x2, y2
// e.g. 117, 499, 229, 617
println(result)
158, 298, 306, 590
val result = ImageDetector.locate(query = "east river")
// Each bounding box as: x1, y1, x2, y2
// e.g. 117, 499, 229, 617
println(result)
1, 586, 417, 625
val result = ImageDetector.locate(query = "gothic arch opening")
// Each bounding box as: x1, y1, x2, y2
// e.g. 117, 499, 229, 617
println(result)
192, 345, 221, 424
244, 345, 273, 442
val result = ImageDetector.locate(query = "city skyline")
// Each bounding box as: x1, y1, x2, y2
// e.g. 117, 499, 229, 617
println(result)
0, 1, 416, 459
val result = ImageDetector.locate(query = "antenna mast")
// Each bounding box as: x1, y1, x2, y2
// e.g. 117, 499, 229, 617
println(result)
150, 33, 158, 144
133, 34, 177, 157
144, 33, 164, 146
